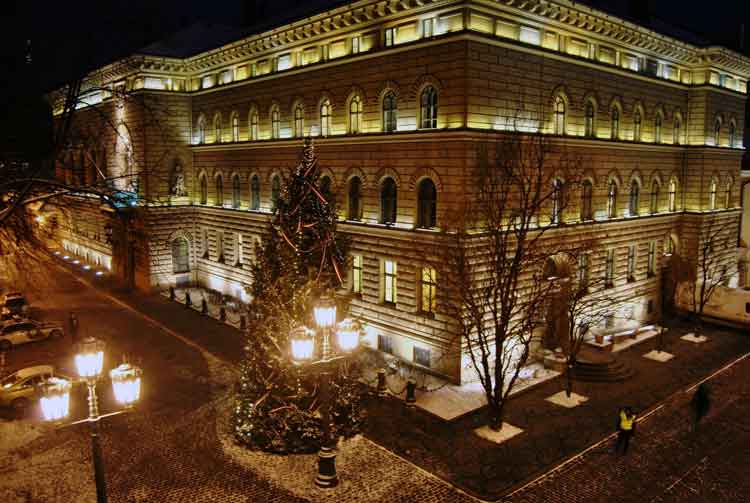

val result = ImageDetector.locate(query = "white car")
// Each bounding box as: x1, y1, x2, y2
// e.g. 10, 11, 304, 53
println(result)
1, 292, 29, 318
0, 320, 64, 350
0, 365, 70, 411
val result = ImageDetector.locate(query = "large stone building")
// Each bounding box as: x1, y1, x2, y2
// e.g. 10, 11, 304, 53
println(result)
50, 0, 749, 383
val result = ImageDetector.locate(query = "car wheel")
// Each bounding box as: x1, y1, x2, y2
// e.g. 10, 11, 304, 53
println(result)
50, 330, 63, 339
11, 397, 29, 411
0, 340, 11, 351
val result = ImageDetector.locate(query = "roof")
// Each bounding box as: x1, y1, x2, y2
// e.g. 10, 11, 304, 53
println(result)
138, 22, 245, 58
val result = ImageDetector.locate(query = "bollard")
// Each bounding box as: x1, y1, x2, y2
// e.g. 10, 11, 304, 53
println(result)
169, 286, 175, 301
219, 306, 226, 322
376, 369, 388, 397
240, 315, 247, 330
185, 291, 192, 308
405, 379, 417, 408
201, 299, 208, 316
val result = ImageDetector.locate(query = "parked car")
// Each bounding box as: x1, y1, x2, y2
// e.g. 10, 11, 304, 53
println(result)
1, 292, 29, 318
0, 319, 64, 350
0, 365, 70, 411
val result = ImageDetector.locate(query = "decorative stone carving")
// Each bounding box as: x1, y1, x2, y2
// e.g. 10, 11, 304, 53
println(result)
170, 163, 187, 197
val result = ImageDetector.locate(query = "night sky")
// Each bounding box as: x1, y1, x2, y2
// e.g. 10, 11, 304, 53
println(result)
1, 0, 749, 92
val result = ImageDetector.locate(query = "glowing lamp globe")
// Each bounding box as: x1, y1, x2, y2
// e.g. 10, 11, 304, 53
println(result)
75, 337, 105, 379
314, 295, 337, 329
290, 325, 315, 363
109, 363, 142, 406
336, 318, 360, 353
40, 377, 72, 422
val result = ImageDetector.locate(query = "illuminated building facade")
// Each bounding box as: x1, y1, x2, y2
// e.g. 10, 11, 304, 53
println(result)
53, 0, 749, 382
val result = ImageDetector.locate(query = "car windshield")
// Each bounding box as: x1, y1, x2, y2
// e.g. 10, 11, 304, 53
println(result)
5, 298, 25, 308
1, 373, 23, 389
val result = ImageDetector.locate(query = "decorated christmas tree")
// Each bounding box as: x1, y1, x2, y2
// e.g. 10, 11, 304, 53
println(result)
233, 138, 363, 454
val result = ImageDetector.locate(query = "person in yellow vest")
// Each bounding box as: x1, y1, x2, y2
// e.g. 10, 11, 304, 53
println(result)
615, 406, 637, 455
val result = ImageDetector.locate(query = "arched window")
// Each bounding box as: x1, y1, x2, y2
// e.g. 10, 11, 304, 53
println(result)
380, 178, 397, 224
729, 122, 736, 147
611, 108, 620, 140
172, 237, 190, 274
349, 95, 363, 134
673, 118, 681, 144
607, 180, 618, 218
709, 178, 717, 210
214, 115, 222, 143
417, 178, 437, 229
420, 86, 438, 129
348, 177, 362, 220
232, 174, 241, 209
725, 180, 732, 208
271, 107, 280, 139
383, 92, 397, 132
199, 174, 208, 205
584, 101, 595, 137
650, 180, 660, 214
714, 119, 722, 145
633, 110, 642, 141
320, 99, 331, 137
198, 117, 206, 144
249, 110, 259, 140
580, 179, 593, 221
215, 175, 224, 206
551, 178, 563, 224
554, 96, 566, 135
250, 175, 260, 210
294, 104, 304, 138
271, 175, 281, 211
629, 180, 640, 216
231, 113, 240, 142
668, 179, 677, 212
654, 114, 662, 143
320, 175, 332, 201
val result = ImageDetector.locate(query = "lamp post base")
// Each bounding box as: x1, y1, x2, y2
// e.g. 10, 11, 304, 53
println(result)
314, 446, 338, 488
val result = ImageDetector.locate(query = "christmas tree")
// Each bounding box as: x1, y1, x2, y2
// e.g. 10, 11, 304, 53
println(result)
233, 138, 363, 454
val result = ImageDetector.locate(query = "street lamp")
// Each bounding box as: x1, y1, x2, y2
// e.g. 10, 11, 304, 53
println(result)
290, 295, 361, 488
40, 336, 143, 503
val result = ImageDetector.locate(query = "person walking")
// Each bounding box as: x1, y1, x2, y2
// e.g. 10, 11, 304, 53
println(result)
691, 383, 711, 431
615, 406, 637, 455
69, 312, 79, 345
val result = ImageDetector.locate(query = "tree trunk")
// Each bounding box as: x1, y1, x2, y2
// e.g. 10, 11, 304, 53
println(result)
565, 361, 573, 398
488, 403, 504, 431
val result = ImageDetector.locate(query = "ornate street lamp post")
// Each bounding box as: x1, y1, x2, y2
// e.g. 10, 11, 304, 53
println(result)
290, 295, 361, 488
40, 336, 143, 503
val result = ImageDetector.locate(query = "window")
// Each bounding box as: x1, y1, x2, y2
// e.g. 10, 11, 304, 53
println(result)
199, 174, 207, 205
414, 346, 431, 367
633, 110, 642, 141
605, 249, 615, 287
654, 114, 662, 143
271, 107, 280, 139
237, 234, 244, 265
648, 241, 656, 277
627, 245, 636, 281
577, 253, 590, 286
349, 95, 363, 134
249, 111, 259, 140
352, 255, 363, 294
214, 116, 222, 143
320, 99, 331, 137
714, 119, 721, 145
581, 179, 593, 220
665, 235, 675, 255
611, 108, 620, 140
382, 259, 397, 304
380, 178, 397, 224
215, 176, 224, 206
551, 178, 563, 224
584, 101, 595, 137
421, 267, 437, 314
378, 334, 393, 354
423, 18, 434, 38
271, 175, 281, 211
709, 178, 717, 210
198, 117, 206, 144
351, 36, 360, 54
294, 104, 304, 138
725, 181, 732, 208
673, 118, 681, 144
202, 228, 209, 258
217, 230, 224, 262
232, 175, 241, 209
384, 27, 395, 47
320, 175, 332, 201
629, 180, 639, 216
250, 175, 260, 210
420, 86, 438, 129
348, 177, 362, 220
172, 238, 190, 273
607, 180, 618, 218
383, 92, 397, 132
668, 180, 677, 212
650, 180, 660, 214
231, 114, 239, 142
554, 96, 566, 135
729, 123, 736, 147
417, 178, 437, 228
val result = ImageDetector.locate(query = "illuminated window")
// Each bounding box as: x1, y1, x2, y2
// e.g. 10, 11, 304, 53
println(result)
417, 178, 437, 228
647, 241, 656, 277
249, 111, 259, 140
271, 175, 280, 211
171, 237, 190, 273
607, 180, 618, 218
384, 27, 395, 47
673, 118, 681, 144
199, 174, 207, 205
668, 179, 677, 212
551, 178, 563, 224
383, 92, 397, 132
629, 180, 640, 216
650, 180, 660, 214
580, 179, 593, 220
380, 177, 397, 224
351, 36, 360, 54
349, 95, 363, 134
378, 334, 393, 354
231, 113, 239, 142
382, 259, 397, 304
665, 235, 675, 256
232, 174, 241, 209
654, 114, 662, 143
420, 266, 437, 314
423, 18, 435, 38
420, 86, 438, 129
348, 176, 362, 220
633, 110, 642, 141
237, 234, 244, 265
352, 255, 363, 294
709, 178, 717, 210
294, 104, 304, 138
214, 115, 222, 143
627, 245, 636, 281
250, 175, 260, 210
611, 108, 620, 140
320, 99, 331, 136
577, 253, 589, 286
584, 101, 595, 137
215, 175, 224, 206
605, 249, 615, 287
725, 180, 732, 208
554, 96, 566, 135
271, 107, 280, 139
